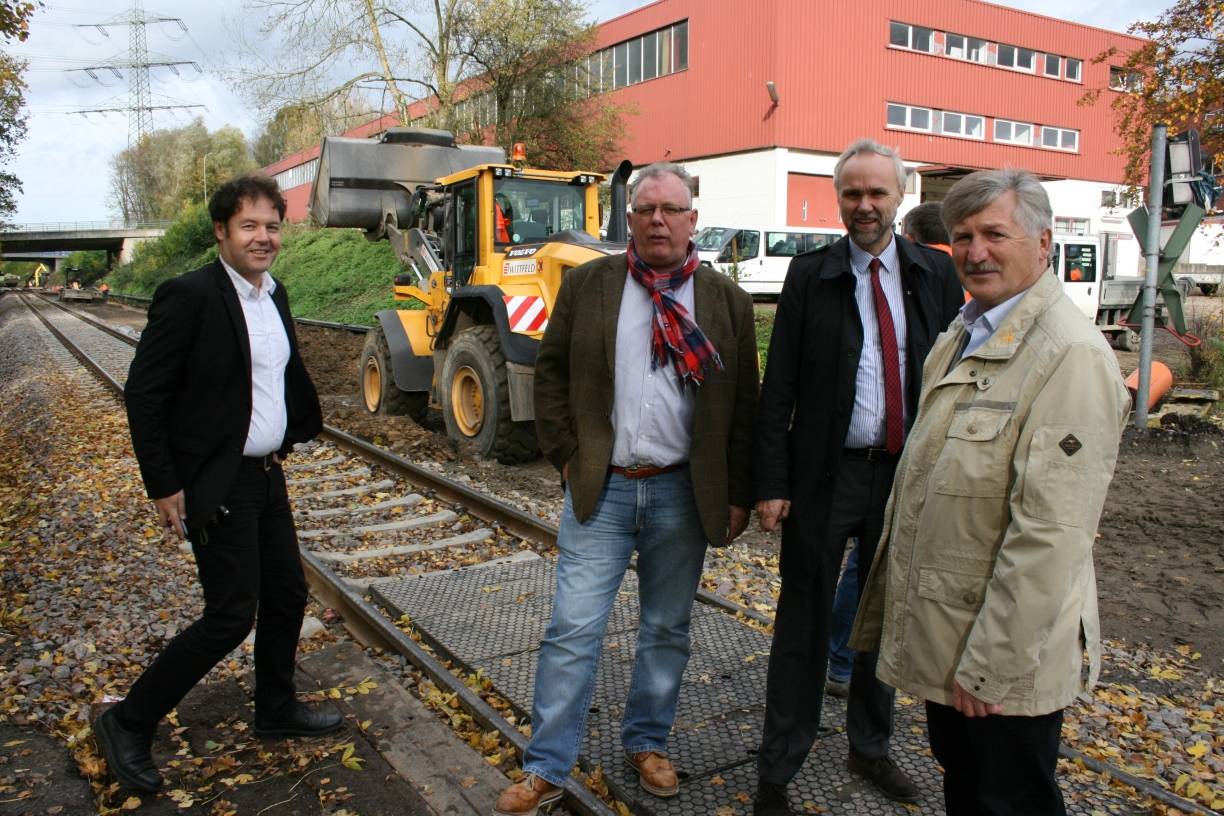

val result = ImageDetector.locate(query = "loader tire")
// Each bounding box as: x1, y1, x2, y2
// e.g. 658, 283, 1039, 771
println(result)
440, 325, 538, 464
360, 326, 429, 422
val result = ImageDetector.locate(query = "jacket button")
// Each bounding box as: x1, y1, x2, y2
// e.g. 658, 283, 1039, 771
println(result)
962, 591, 977, 604
969, 369, 978, 377
974, 685, 981, 691
966, 425, 978, 435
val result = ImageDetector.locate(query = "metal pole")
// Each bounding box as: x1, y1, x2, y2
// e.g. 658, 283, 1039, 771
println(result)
1135, 125, 1167, 428
202, 152, 208, 204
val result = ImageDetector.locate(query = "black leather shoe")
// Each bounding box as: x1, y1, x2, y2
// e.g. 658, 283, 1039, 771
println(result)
255, 703, 343, 737
753, 779, 791, 816
94, 708, 162, 792
847, 751, 919, 803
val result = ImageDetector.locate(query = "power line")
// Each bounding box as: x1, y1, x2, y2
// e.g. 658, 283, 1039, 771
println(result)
64, 0, 205, 144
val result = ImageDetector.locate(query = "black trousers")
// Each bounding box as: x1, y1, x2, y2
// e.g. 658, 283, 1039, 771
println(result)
115, 461, 307, 731
758, 455, 897, 784
926, 701, 1066, 816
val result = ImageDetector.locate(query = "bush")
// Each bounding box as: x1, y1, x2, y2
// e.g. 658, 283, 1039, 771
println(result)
1183, 305, 1224, 389
108, 204, 216, 295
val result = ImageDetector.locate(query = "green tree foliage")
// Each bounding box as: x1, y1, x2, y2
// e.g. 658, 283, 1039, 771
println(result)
0, 1, 37, 224
1082, 0, 1224, 192
449, 0, 626, 170
63, 249, 109, 285
109, 118, 255, 223
106, 203, 216, 293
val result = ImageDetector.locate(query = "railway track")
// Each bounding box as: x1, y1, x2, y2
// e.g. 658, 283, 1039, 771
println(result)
16, 294, 1210, 816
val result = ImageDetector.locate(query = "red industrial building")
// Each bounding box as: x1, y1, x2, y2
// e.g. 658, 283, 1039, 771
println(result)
264, 0, 1152, 273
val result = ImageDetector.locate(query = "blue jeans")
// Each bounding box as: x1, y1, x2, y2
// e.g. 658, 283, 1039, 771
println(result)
522, 469, 709, 786
827, 540, 859, 683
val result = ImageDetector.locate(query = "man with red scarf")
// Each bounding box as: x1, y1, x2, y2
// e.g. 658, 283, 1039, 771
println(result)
492, 163, 758, 816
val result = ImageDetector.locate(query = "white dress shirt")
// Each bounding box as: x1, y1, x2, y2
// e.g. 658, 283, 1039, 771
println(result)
610, 271, 697, 467
844, 236, 909, 449
222, 260, 290, 457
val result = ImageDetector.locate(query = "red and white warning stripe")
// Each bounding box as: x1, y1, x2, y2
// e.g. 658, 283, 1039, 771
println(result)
504, 295, 548, 333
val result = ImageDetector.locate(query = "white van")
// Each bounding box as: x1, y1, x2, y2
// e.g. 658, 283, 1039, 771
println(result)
695, 226, 844, 297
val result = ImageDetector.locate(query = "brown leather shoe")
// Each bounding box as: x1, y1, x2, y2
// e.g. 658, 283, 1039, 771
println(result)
492, 774, 562, 816
625, 750, 680, 797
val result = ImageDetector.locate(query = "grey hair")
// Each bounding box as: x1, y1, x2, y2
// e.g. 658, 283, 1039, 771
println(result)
833, 139, 907, 194
940, 169, 1052, 238
629, 162, 696, 208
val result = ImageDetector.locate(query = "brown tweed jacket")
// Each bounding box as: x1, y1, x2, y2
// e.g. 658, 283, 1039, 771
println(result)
534, 253, 758, 545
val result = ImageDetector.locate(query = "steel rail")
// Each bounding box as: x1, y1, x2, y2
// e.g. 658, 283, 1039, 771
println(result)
28, 299, 1209, 816
22, 295, 127, 395
300, 550, 617, 816
36, 294, 142, 346
107, 294, 372, 336
295, 317, 371, 334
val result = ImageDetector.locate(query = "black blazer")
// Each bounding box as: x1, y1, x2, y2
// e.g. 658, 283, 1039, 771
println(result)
753, 235, 962, 581
125, 260, 322, 533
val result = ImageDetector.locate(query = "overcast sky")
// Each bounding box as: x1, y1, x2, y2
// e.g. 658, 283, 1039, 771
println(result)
8, 0, 1166, 224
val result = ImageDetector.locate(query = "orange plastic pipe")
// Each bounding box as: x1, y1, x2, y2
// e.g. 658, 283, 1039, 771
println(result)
1124, 361, 1173, 410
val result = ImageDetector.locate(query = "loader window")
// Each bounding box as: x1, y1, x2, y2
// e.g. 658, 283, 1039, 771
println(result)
453, 181, 477, 284
494, 178, 587, 247
1064, 243, 1097, 283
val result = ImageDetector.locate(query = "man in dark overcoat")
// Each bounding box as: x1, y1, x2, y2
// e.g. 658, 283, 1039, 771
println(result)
752, 139, 962, 814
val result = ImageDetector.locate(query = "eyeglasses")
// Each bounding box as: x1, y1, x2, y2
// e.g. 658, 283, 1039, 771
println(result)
630, 204, 692, 217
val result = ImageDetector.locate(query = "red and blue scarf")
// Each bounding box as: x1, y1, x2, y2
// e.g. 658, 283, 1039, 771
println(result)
626, 241, 724, 387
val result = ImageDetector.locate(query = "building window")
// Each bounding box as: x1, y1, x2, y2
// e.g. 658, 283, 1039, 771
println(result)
967, 37, 988, 63
945, 33, 964, 58
274, 158, 318, 190
1040, 125, 1079, 152
592, 19, 687, 92
887, 102, 933, 132
890, 22, 934, 53
940, 111, 985, 139
1110, 66, 1142, 91
1054, 216, 1091, 235
642, 30, 658, 80
998, 44, 1035, 72
1044, 53, 1060, 77
995, 119, 1034, 145
1065, 58, 1082, 82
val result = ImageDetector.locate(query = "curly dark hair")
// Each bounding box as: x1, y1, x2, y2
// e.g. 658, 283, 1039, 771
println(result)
208, 174, 286, 227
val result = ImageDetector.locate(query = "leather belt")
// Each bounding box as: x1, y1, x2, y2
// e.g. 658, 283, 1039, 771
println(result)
241, 454, 278, 471
609, 463, 687, 479
842, 447, 900, 462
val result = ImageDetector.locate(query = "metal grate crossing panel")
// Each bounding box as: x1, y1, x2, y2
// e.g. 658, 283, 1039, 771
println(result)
373, 558, 1142, 815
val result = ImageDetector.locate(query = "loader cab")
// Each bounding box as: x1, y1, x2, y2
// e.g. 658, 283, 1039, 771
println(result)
491, 176, 588, 247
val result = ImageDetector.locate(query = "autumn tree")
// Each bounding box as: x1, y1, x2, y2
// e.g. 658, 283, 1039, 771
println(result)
110, 119, 254, 222
449, 0, 625, 170
0, 1, 38, 224
251, 97, 376, 167
1083, 0, 1224, 191
231, 0, 625, 171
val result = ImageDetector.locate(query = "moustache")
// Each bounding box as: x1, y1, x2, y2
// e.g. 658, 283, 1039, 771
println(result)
963, 260, 1002, 274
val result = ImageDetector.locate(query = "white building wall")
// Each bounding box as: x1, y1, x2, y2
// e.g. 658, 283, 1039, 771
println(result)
674, 150, 781, 230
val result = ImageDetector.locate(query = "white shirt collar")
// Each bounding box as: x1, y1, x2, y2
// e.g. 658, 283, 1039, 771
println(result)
220, 257, 276, 300
847, 233, 900, 276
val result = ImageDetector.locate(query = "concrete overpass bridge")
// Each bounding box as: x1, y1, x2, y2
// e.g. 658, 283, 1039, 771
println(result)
0, 220, 169, 269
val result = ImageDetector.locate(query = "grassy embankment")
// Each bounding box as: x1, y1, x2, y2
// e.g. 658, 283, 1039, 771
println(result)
107, 204, 399, 325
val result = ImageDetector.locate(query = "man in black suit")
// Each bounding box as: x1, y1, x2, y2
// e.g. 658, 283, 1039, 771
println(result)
752, 140, 963, 814
94, 174, 340, 793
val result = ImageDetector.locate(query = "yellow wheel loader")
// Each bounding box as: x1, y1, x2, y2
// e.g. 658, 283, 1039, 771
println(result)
310, 127, 630, 464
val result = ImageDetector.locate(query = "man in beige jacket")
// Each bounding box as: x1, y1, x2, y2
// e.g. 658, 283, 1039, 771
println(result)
852, 169, 1130, 815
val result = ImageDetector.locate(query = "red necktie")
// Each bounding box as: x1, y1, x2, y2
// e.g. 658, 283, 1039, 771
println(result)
869, 258, 904, 455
